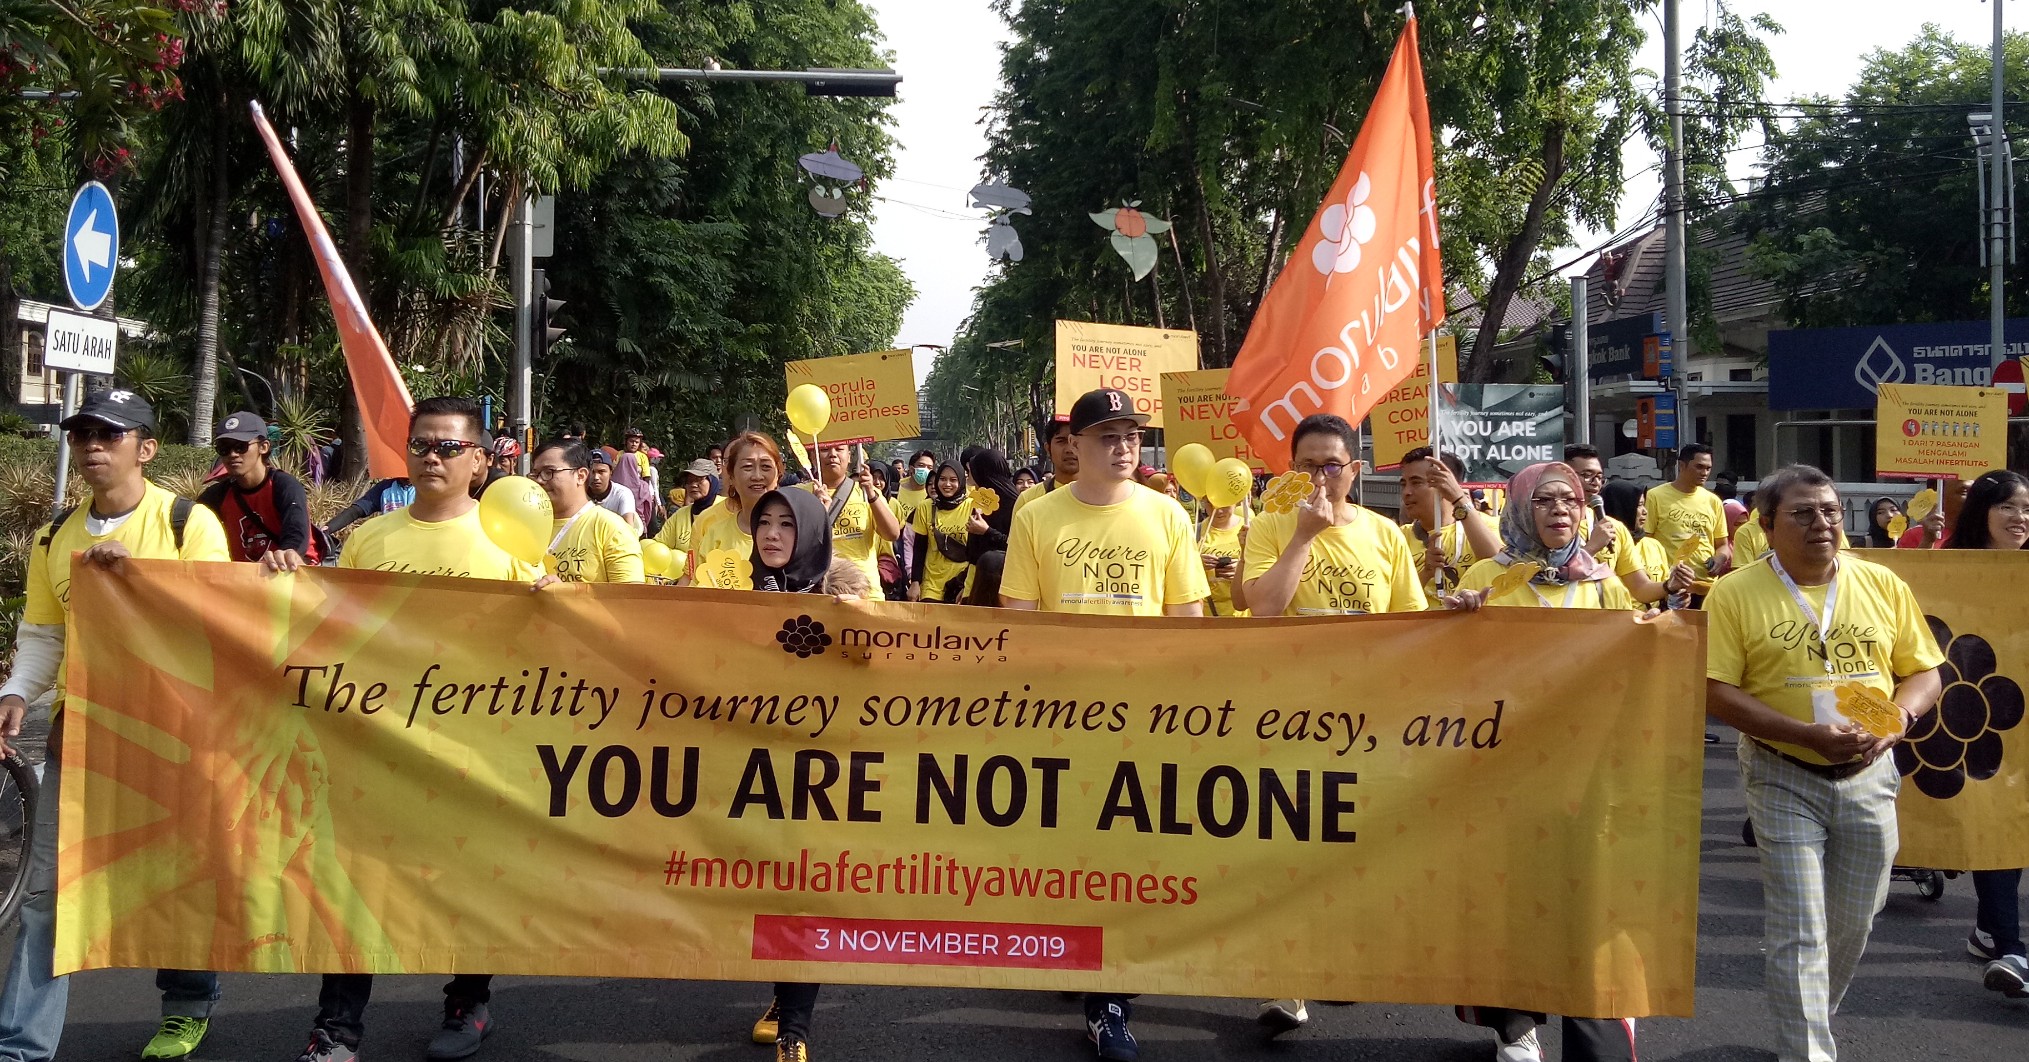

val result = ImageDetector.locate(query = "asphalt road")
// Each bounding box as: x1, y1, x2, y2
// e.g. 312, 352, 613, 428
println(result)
23, 735, 2028, 1061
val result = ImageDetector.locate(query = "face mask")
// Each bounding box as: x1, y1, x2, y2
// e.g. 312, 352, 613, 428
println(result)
913, 467, 931, 485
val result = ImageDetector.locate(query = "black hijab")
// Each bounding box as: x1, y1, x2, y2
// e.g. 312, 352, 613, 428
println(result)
964, 448, 1021, 536
1601, 481, 1647, 543
690, 474, 722, 519
749, 488, 833, 593
930, 461, 967, 510
1867, 497, 1898, 548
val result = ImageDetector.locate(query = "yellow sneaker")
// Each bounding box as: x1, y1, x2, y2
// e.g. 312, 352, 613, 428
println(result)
751, 998, 780, 1044
141, 1016, 209, 1059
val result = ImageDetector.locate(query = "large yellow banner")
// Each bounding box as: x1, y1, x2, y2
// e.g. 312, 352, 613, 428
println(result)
62, 562, 1704, 1017
784, 349, 920, 444
1873, 382, 2005, 480
1159, 369, 1267, 471
1054, 321, 1199, 428
1868, 551, 2029, 870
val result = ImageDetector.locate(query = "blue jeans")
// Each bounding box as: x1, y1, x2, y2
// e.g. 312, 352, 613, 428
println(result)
0, 736, 220, 1062
1975, 868, 2026, 958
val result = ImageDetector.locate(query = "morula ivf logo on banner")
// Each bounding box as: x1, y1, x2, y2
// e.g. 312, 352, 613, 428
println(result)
1896, 616, 2026, 799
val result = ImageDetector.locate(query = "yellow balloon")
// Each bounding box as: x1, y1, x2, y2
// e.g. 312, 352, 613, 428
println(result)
477, 476, 553, 567
640, 539, 673, 577
1171, 443, 1216, 498
1206, 458, 1253, 508
787, 384, 833, 437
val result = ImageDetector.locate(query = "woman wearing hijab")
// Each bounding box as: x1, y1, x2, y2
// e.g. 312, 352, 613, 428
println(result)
741, 486, 833, 1062
1602, 481, 1686, 608
959, 449, 1022, 605
1458, 462, 1640, 610
686, 432, 779, 588
910, 461, 974, 602
1943, 470, 2029, 999
654, 459, 722, 559
1455, 462, 1640, 1061
1867, 497, 1901, 549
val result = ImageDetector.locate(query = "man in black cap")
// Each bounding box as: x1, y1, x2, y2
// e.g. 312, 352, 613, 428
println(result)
197, 411, 318, 564
0, 389, 232, 1062
1000, 387, 1207, 1062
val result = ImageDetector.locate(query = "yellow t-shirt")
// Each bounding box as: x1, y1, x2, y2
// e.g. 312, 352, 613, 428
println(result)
912, 498, 974, 602
1011, 479, 1054, 517
338, 506, 541, 581
653, 497, 721, 557
1628, 535, 1672, 585
1645, 483, 1728, 568
1399, 519, 1480, 598
1732, 513, 1770, 564
686, 503, 752, 589
1459, 557, 1641, 611
1248, 507, 1427, 615
1578, 511, 1641, 578
1705, 554, 1944, 763
803, 480, 891, 601
1197, 518, 1246, 617
546, 505, 644, 583
1002, 484, 1210, 615
26, 483, 232, 701
895, 483, 931, 526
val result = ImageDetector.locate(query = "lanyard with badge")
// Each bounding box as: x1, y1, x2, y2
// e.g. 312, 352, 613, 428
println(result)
1526, 580, 1584, 609
1770, 553, 1839, 675
547, 509, 587, 557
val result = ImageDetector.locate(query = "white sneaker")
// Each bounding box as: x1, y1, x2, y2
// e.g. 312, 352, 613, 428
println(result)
1969, 928, 2000, 961
1495, 1027, 1544, 1062
1256, 999, 1308, 1033
1985, 954, 2029, 998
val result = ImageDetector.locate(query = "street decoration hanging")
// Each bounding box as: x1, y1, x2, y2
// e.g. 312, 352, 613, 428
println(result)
1090, 201, 1172, 280
970, 181, 1033, 262
798, 144, 865, 219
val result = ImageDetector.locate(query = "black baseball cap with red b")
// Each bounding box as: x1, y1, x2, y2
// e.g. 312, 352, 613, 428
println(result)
1068, 388, 1150, 435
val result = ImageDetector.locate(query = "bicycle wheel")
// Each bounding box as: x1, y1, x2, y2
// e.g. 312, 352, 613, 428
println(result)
0, 754, 38, 927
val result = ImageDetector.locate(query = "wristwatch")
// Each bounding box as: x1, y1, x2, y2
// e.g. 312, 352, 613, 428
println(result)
1450, 497, 1471, 521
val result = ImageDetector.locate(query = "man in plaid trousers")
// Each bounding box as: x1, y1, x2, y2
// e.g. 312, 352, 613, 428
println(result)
1704, 465, 1945, 1062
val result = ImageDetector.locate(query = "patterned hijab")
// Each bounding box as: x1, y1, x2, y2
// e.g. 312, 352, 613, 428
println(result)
1495, 462, 1610, 584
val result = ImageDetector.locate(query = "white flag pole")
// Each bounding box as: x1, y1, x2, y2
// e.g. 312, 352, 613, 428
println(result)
1428, 330, 1448, 591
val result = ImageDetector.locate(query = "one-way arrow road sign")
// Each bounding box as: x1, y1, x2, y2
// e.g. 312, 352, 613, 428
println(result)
63, 181, 119, 312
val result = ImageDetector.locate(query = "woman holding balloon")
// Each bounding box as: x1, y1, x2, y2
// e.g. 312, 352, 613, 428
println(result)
1171, 442, 1251, 617
527, 439, 645, 584
685, 431, 782, 588
1240, 413, 1434, 617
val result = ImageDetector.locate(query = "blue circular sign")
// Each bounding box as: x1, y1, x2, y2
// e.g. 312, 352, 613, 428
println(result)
62, 181, 119, 312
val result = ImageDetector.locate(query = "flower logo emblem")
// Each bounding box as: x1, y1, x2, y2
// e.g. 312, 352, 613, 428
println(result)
1894, 616, 2025, 799
1312, 172, 1378, 276
966, 486, 1002, 517
776, 615, 833, 659
1260, 471, 1315, 515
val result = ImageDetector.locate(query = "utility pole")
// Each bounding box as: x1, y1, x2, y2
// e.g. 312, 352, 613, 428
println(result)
1571, 276, 1590, 445
1992, 0, 2010, 368
510, 195, 533, 474
1663, 0, 1692, 447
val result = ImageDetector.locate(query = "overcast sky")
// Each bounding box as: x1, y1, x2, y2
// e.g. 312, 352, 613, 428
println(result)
865, 1, 2013, 386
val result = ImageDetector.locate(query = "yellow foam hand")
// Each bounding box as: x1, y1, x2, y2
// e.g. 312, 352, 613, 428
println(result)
1907, 488, 1938, 523
1488, 561, 1544, 600
703, 549, 753, 590
1834, 682, 1904, 738
1260, 472, 1314, 515
1888, 515, 1908, 541
1672, 531, 1707, 567
967, 486, 1001, 516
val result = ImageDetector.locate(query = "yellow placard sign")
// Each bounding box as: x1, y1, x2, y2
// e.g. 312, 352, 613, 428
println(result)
1874, 383, 2006, 480
61, 563, 1705, 1017
1159, 368, 1267, 470
1370, 334, 1460, 470
1870, 552, 2029, 871
1054, 321, 1198, 428
784, 349, 920, 445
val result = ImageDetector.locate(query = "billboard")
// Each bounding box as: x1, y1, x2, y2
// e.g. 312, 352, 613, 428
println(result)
1768, 319, 2029, 410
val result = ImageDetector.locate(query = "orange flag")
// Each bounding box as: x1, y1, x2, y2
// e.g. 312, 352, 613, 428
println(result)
1226, 16, 1445, 472
248, 100, 414, 480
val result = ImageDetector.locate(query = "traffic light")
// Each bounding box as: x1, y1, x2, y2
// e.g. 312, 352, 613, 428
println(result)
531, 268, 566, 355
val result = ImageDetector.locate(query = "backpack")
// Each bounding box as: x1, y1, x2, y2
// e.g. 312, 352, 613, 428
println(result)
40, 496, 195, 555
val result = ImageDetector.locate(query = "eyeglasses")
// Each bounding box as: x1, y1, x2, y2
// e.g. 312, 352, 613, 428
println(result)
1293, 461, 1349, 479
1994, 503, 2029, 519
1530, 493, 1582, 512
407, 438, 481, 460
67, 427, 130, 446
214, 439, 251, 456
529, 466, 577, 483
1087, 430, 1143, 451
1783, 506, 1845, 527
1573, 469, 1605, 482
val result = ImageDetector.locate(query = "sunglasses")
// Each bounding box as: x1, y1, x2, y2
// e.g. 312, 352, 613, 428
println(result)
67, 426, 130, 446
214, 438, 253, 456
407, 437, 482, 460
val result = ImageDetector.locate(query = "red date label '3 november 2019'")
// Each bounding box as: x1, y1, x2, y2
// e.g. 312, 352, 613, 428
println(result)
752, 916, 1103, 971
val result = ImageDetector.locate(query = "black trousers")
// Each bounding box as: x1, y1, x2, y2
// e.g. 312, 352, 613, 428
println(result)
315, 973, 493, 1048
774, 982, 821, 1043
